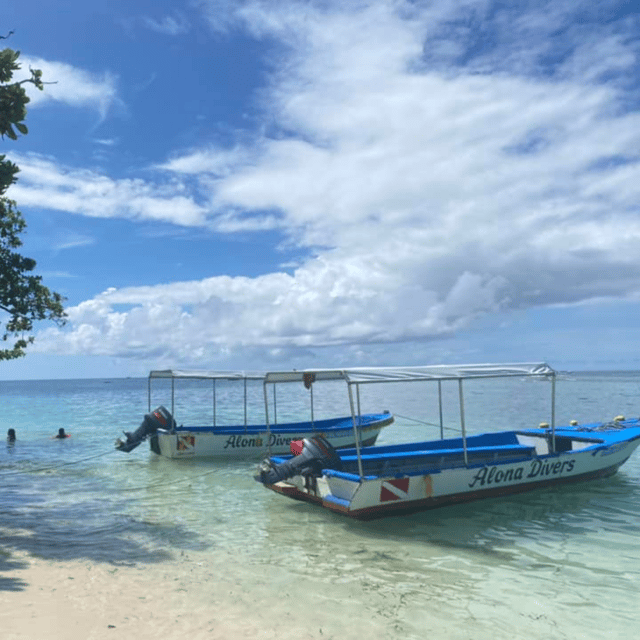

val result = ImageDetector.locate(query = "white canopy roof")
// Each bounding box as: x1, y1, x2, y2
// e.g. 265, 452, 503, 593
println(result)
149, 369, 265, 380
150, 364, 555, 384
264, 363, 555, 385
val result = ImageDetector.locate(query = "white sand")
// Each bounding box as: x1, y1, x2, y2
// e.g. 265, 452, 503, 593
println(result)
0, 550, 389, 640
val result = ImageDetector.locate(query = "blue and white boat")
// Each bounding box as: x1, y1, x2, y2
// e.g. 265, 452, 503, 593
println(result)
256, 364, 640, 519
116, 369, 393, 459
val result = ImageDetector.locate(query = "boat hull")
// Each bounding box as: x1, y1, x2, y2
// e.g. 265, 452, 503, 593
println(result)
263, 422, 640, 519
150, 414, 393, 459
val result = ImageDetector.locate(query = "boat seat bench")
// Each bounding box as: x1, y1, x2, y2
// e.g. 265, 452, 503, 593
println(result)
340, 443, 536, 463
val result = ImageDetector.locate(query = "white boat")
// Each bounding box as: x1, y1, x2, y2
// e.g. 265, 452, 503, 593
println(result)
115, 369, 393, 459
256, 364, 640, 519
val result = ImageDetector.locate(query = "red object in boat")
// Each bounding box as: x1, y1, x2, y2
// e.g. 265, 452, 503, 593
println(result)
290, 439, 304, 456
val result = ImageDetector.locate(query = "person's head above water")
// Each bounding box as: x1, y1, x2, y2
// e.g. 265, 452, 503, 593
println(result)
55, 428, 68, 439
7, 428, 16, 441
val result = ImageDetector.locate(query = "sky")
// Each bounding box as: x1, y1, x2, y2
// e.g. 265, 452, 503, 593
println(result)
2, 0, 640, 380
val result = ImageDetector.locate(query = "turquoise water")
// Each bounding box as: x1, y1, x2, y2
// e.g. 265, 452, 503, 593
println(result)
1, 372, 640, 638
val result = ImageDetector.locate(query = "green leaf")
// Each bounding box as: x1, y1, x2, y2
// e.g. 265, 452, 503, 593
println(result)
0, 45, 66, 360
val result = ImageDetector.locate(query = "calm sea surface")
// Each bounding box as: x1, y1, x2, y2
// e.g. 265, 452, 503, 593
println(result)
1, 372, 639, 638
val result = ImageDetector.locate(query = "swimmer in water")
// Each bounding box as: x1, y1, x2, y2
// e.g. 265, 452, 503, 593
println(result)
7, 428, 16, 442
54, 428, 70, 439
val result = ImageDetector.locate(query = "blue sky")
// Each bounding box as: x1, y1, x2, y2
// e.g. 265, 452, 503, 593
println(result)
2, 0, 640, 379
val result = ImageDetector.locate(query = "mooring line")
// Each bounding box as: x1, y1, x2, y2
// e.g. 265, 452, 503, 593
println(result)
393, 413, 460, 433
1, 445, 258, 497
114, 466, 225, 493
0, 448, 119, 477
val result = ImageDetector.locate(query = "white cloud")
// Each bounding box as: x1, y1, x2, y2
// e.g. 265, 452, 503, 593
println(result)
158, 145, 258, 177
8, 154, 208, 227
21, 57, 122, 120
28, 0, 640, 366
141, 14, 191, 36
35, 254, 504, 362
52, 232, 95, 252
92, 138, 118, 147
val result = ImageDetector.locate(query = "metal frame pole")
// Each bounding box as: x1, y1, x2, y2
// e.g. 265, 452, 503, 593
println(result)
551, 374, 556, 453
263, 380, 272, 455
244, 377, 247, 431
171, 376, 175, 422
273, 384, 277, 424
348, 382, 364, 478
438, 380, 444, 440
212, 379, 216, 427
458, 379, 468, 466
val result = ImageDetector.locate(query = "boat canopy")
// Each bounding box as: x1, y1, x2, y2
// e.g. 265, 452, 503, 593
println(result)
265, 363, 557, 476
149, 369, 265, 381
151, 363, 555, 384
264, 363, 555, 385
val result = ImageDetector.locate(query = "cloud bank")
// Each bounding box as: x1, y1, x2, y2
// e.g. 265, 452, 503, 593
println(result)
22, 0, 640, 367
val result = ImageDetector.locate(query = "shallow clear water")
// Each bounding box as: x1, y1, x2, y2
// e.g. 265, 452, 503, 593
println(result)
1, 372, 640, 638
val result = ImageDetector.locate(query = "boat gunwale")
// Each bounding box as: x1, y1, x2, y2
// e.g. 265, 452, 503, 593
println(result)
162, 413, 393, 435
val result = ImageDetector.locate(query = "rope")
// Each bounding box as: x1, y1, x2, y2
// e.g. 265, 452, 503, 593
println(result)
1, 446, 253, 493
393, 413, 461, 434
0, 448, 119, 477
115, 466, 223, 493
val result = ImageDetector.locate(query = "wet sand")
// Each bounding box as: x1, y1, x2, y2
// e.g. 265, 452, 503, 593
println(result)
2, 551, 259, 639
0, 549, 389, 640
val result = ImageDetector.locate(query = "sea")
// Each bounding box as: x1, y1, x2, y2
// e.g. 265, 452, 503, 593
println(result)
1, 371, 639, 639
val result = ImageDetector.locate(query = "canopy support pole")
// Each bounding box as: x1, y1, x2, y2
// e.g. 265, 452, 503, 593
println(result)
459, 379, 468, 466
263, 381, 272, 456
551, 374, 556, 453
438, 380, 444, 440
348, 383, 364, 478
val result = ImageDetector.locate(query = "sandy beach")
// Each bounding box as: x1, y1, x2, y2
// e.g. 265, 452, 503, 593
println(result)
2, 550, 262, 640
0, 548, 391, 640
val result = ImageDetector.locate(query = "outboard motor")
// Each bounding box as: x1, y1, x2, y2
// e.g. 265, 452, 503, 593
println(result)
115, 406, 176, 452
256, 435, 342, 485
